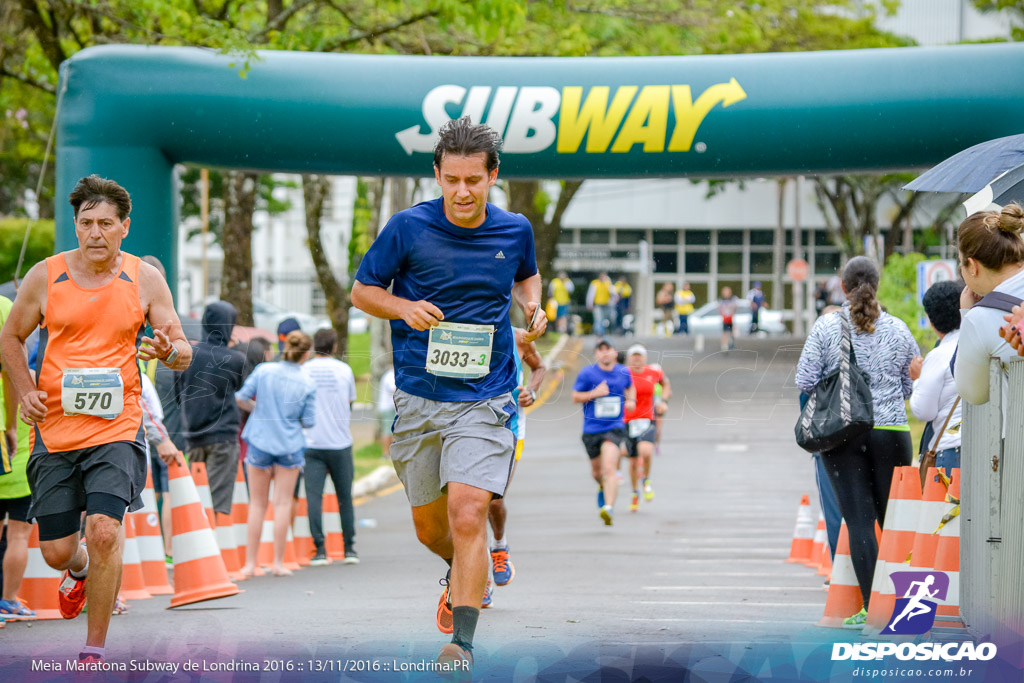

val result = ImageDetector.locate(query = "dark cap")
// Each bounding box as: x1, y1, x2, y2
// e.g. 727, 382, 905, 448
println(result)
595, 338, 615, 350
277, 317, 301, 340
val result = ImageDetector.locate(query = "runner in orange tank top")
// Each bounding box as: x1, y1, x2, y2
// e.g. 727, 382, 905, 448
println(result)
0, 175, 191, 663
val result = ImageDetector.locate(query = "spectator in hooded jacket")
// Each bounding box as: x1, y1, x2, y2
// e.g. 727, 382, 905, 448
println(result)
174, 301, 246, 519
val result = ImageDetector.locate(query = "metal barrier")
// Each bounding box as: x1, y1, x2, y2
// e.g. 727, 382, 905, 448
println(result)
960, 358, 1024, 638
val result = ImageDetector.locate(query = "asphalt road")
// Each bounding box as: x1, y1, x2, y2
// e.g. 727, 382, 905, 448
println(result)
1, 335, 856, 681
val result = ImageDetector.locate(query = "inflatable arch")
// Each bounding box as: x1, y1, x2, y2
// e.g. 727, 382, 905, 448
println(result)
56, 43, 1024, 287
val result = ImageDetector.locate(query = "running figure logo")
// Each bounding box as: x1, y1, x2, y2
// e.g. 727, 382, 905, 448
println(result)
882, 571, 950, 635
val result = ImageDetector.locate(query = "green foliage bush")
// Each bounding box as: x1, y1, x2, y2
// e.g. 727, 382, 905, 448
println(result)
0, 218, 54, 284
877, 252, 935, 353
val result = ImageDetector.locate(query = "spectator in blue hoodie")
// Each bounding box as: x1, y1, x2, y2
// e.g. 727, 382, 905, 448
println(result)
174, 301, 246, 518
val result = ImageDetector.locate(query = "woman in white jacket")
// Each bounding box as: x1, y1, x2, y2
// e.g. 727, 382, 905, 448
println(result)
953, 204, 1024, 406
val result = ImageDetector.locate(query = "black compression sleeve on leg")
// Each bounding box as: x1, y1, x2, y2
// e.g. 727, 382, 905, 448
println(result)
451, 606, 480, 651
85, 492, 129, 523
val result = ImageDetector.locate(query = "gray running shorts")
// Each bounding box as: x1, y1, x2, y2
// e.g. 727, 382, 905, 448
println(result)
391, 389, 517, 507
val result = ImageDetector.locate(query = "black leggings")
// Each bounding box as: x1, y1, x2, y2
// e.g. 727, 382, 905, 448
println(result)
822, 428, 912, 607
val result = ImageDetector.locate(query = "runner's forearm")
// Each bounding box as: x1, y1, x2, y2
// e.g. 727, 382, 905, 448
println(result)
512, 274, 542, 316
351, 281, 411, 320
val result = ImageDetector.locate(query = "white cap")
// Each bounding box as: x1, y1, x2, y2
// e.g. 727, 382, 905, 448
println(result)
627, 344, 647, 357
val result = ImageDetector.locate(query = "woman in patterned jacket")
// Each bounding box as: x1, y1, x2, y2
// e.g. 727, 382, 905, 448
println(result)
795, 256, 918, 627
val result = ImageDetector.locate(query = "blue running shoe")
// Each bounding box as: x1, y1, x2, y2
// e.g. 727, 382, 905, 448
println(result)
481, 579, 493, 609
490, 547, 515, 586
597, 487, 605, 509
0, 599, 36, 620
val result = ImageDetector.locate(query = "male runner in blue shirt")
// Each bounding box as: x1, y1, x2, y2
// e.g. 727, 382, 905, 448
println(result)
351, 116, 545, 674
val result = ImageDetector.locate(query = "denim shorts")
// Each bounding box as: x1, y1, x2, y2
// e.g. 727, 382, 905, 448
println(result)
244, 442, 304, 470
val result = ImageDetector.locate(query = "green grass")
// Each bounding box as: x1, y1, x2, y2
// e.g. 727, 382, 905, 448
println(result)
353, 441, 390, 481
344, 332, 371, 377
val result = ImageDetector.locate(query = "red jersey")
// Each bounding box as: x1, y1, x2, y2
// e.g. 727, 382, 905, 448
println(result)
625, 365, 664, 421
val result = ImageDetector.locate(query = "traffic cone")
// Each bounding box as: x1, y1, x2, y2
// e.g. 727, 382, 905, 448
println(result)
933, 469, 963, 628
817, 521, 862, 628
232, 460, 249, 559
131, 469, 174, 595
216, 512, 245, 581
119, 515, 153, 601
805, 513, 827, 569
293, 478, 316, 566
816, 537, 833, 577
907, 467, 952, 572
324, 477, 346, 562
191, 461, 217, 530
786, 495, 816, 563
257, 483, 302, 572
18, 526, 64, 620
167, 459, 241, 608
862, 466, 922, 636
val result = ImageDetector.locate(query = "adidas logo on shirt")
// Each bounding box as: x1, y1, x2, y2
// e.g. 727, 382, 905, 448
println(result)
495, 251, 506, 259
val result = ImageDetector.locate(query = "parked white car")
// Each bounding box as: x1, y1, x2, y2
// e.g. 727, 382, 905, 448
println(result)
685, 299, 786, 337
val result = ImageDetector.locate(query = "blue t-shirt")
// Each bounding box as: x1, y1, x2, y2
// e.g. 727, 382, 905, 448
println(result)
355, 198, 538, 402
573, 363, 633, 434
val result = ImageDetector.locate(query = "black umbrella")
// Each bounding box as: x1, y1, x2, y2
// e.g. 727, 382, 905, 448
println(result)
905, 133, 1024, 194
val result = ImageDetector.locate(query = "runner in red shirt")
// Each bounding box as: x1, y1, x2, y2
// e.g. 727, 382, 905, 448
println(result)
623, 344, 671, 511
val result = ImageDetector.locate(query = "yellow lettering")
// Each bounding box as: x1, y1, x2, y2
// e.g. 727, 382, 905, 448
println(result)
610, 86, 670, 153
668, 78, 746, 152
557, 86, 638, 153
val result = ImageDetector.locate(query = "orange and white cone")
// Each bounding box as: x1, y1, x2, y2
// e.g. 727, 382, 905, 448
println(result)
816, 536, 833, 578
862, 466, 922, 636
232, 460, 249, 559
191, 461, 217, 531
805, 513, 827, 570
786, 495, 816, 563
167, 460, 241, 608
324, 477, 346, 562
18, 526, 64, 620
131, 469, 174, 595
817, 521, 862, 628
293, 478, 315, 566
119, 515, 153, 601
933, 468, 962, 628
215, 512, 245, 581
907, 467, 952, 572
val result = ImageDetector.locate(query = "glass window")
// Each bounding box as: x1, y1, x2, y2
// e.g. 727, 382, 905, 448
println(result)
750, 252, 774, 275
684, 251, 710, 273
815, 230, 833, 247
652, 230, 679, 246
558, 228, 574, 244
687, 229, 711, 246
579, 229, 608, 245
719, 230, 743, 246
750, 230, 774, 246
717, 251, 743, 274
815, 251, 841, 276
616, 229, 646, 245
653, 252, 678, 274
687, 282, 709, 308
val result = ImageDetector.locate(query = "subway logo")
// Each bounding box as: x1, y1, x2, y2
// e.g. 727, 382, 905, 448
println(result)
395, 80, 747, 156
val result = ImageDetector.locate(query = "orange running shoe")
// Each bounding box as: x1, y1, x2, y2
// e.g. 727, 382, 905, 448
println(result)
436, 570, 453, 634
58, 570, 87, 619
630, 491, 640, 512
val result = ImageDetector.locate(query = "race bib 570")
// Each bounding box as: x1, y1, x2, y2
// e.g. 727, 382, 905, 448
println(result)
61, 368, 124, 420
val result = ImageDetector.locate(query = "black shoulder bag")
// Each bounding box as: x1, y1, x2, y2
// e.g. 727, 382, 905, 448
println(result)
795, 313, 875, 453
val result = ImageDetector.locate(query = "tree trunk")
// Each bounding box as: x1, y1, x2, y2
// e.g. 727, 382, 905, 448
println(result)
507, 180, 582, 281
303, 174, 350, 356
220, 171, 258, 326
369, 178, 394, 388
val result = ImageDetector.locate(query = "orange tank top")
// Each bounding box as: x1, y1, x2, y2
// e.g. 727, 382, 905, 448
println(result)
31, 252, 146, 454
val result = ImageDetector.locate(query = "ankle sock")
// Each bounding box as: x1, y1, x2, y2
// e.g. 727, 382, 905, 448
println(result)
80, 646, 105, 659
491, 536, 507, 551
451, 606, 479, 652
70, 554, 89, 580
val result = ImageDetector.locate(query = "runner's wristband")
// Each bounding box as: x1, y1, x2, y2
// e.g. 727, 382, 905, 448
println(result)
161, 345, 179, 366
